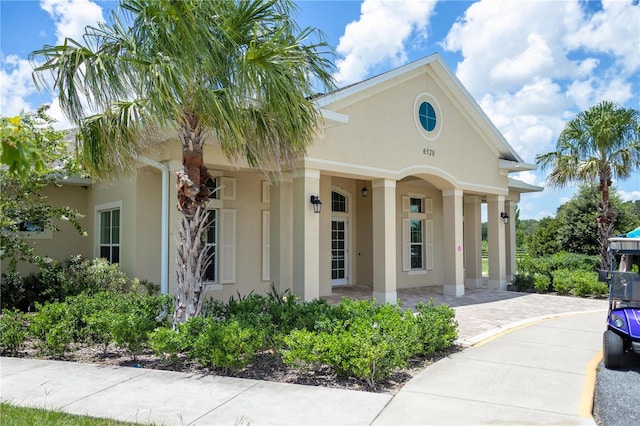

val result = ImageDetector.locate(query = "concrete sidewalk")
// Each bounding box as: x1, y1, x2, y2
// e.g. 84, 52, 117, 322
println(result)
1, 293, 607, 425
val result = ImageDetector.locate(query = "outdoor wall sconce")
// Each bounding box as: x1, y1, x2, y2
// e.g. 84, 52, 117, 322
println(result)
361, 183, 368, 198
310, 195, 322, 214
501, 212, 510, 224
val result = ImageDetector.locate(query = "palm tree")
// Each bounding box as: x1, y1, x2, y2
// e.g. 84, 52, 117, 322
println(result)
31, 0, 334, 325
536, 101, 640, 270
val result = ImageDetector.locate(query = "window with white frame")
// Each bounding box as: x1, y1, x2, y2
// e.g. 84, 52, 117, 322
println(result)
99, 208, 120, 264
202, 208, 236, 284
402, 195, 433, 272
203, 209, 217, 282
409, 219, 423, 269
331, 191, 347, 212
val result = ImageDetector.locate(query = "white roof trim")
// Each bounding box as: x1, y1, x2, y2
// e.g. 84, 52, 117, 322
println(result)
508, 177, 544, 193
499, 159, 537, 172
319, 108, 349, 127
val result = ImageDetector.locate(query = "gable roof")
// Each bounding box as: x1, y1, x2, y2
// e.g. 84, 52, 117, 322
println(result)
314, 53, 536, 172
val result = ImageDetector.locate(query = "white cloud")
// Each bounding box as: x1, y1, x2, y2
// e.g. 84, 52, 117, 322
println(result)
441, 0, 639, 185
618, 189, 640, 202
0, 55, 38, 116
334, 0, 438, 85
40, 0, 105, 44
565, 0, 640, 76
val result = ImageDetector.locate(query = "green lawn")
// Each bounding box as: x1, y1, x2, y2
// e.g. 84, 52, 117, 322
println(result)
0, 403, 141, 426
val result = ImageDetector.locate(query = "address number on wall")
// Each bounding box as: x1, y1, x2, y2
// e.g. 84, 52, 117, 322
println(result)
422, 148, 436, 156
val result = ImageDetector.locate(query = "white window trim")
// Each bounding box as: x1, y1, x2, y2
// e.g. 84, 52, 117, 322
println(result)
219, 208, 236, 284
94, 201, 122, 260
401, 194, 433, 272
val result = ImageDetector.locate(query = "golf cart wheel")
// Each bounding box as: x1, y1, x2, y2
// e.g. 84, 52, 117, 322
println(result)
603, 330, 624, 369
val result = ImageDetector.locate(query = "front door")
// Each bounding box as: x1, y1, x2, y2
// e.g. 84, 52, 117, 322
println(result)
331, 218, 348, 285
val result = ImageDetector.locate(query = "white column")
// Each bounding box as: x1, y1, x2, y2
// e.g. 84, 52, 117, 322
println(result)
487, 195, 507, 290
292, 169, 320, 301
269, 173, 293, 294
464, 196, 483, 289
505, 200, 517, 282
443, 189, 465, 296
372, 179, 397, 305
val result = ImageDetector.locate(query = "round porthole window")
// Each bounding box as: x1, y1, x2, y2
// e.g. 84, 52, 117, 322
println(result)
418, 102, 436, 131
414, 93, 442, 140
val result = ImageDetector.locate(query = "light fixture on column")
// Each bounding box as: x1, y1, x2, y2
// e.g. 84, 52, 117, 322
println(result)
500, 212, 509, 224
310, 195, 322, 214
361, 182, 368, 198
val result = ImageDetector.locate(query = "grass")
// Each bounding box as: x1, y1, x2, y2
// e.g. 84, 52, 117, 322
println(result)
0, 402, 140, 425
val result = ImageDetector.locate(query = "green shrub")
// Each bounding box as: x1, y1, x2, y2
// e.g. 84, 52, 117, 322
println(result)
533, 273, 551, 293
414, 300, 458, 356
282, 299, 441, 387
66, 292, 119, 352
29, 301, 74, 356
549, 252, 598, 272
572, 271, 607, 297
148, 327, 183, 360
61, 256, 128, 296
552, 269, 574, 295
191, 318, 265, 371
512, 273, 534, 292
0, 268, 26, 311
110, 294, 172, 359
0, 309, 28, 355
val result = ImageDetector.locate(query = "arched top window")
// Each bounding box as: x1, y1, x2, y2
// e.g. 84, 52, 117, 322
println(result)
331, 191, 347, 212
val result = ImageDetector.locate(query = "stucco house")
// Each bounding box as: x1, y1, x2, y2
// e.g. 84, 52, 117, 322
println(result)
14, 53, 542, 303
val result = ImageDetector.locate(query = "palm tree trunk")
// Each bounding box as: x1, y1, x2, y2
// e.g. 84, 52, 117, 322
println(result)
173, 113, 212, 326
597, 171, 615, 270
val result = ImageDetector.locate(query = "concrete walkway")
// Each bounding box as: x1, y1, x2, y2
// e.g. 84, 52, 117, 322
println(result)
1, 290, 608, 425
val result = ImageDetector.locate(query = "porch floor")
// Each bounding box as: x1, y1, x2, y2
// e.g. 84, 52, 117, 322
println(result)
321, 285, 607, 345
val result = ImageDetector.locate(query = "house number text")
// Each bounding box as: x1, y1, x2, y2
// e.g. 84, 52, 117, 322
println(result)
422, 148, 436, 157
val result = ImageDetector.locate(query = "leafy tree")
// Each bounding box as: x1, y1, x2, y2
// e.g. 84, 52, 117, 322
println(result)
536, 101, 640, 269
0, 107, 85, 272
555, 184, 635, 255
1, 115, 46, 181
617, 200, 640, 234
527, 217, 562, 256
31, 0, 335, 326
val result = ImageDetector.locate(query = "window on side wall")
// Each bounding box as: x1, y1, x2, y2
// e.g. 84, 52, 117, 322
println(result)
99, 208, 120, 264
203, 209, 217, 282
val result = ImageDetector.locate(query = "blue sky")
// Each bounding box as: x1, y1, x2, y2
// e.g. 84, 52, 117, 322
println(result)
1, 0, 639, 220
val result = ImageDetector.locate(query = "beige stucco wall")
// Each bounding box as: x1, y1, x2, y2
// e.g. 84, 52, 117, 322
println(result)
133, 168, 162, 285
308, 67, 508, 195
4, 184, 91, 277
86, 175, 138, 282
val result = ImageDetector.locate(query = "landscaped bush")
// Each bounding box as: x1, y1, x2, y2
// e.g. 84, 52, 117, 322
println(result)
191, 318, 265, 371
0, 256, 137, 312
517, 252, 598, 280
533, 273, 551, 293
109, 294, 173, 359
0, 309, 28, 355
572, 271, 607, 297
548, 252, 598, 273
414, 301, 458, 356
282, 301, 419, 386
552, 269, 574, 295
29, 301, 75, 356
9, 286, 458, 388
512, 273, 534, 292
281, 298, 457, 386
